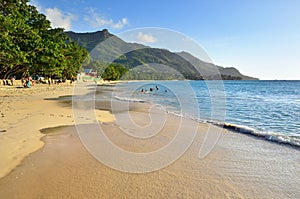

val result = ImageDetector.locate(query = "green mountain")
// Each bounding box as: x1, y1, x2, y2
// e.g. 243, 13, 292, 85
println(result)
176, 51, 257, 80
65, 29, 257, 80
113, 48, 202, 80
66, 29, 145, 63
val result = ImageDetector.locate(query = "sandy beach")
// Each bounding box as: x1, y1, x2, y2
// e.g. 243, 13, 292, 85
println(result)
0, 81, 113, 179
0, 82, 299, 198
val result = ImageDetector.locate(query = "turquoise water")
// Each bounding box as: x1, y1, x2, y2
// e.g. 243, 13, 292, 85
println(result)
113, 80, 300, 147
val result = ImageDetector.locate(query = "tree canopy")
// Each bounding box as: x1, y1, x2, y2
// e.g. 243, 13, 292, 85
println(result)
0, 0, 88, 79
101, 63, 128, 81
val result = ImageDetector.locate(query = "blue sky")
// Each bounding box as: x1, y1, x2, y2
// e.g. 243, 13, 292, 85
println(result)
30, 0, 300, 80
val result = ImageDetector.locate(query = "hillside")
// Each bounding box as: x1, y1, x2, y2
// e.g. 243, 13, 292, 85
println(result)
113, 48, 202, 80
176, 51, 258, 80
65, 29, 258, 80
66, 29, 145, 62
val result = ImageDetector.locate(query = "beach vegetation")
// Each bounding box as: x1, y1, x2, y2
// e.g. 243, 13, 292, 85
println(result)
101, 63, 128, 80
0, 0, 88, 79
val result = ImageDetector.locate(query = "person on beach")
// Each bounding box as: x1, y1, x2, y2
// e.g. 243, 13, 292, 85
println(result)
23, 77, 32, 88
21, 78, 25, 86
10, 77, 15, 86
25, 79, 31, 88
30, 76, 35, 86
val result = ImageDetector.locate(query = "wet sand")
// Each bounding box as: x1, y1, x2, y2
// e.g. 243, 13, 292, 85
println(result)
1, 122, 299, 198
0, 82, 299, 198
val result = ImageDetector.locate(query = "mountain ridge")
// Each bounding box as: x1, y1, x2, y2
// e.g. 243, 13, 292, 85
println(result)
65, 29, 258, 80
176, 51, 257, 80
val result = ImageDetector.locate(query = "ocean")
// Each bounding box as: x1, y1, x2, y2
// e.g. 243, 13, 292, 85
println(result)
112, 80, 300, 148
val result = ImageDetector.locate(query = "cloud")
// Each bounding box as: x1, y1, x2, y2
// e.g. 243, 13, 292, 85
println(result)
86, 8, 128, 29
111, 18, 128, 29
28, 1, 76, 31
29, 0, 42, 12
44, 8, 76, 30
136, 32, 157, 43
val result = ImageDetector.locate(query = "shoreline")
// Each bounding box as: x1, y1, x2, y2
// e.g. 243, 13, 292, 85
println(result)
0, 81, 299, 198
109, 80, 300, 149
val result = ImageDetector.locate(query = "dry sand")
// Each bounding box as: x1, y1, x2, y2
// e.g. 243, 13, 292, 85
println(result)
0, 81, 113, 179
0, 82, 299, 198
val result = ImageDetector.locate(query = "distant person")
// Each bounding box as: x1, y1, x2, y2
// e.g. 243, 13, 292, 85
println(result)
24, 77, 32, 88
28, 76, 34, 86
10, 77, 15, 86
26, 79, 31, 88
150, 88, 153, 92
48, 77, 51, 86
21, 78, 25, 86
156, 85, 159, 90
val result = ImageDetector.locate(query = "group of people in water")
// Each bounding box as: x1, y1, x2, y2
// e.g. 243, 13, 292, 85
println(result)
141, 85, 159, 93
141, 85, 168, 93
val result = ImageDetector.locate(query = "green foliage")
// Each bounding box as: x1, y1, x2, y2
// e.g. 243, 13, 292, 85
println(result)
113, 48, 203, 80
0, 0, 88, 79
101, 63, 128, 80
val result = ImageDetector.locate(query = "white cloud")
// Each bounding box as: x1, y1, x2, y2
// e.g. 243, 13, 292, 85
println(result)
136, 32, 157, 43
111, 18, 128, 29
29, 0, 42, 12
86, 8, 128, 29
28, 1, 76, 31
44, 8, 76, 30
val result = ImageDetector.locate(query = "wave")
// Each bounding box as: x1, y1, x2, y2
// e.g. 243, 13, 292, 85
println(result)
212, 122, 300, 148
114, 95, 147, 103
114, 94, 300, 149
161, 110, 300, 149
